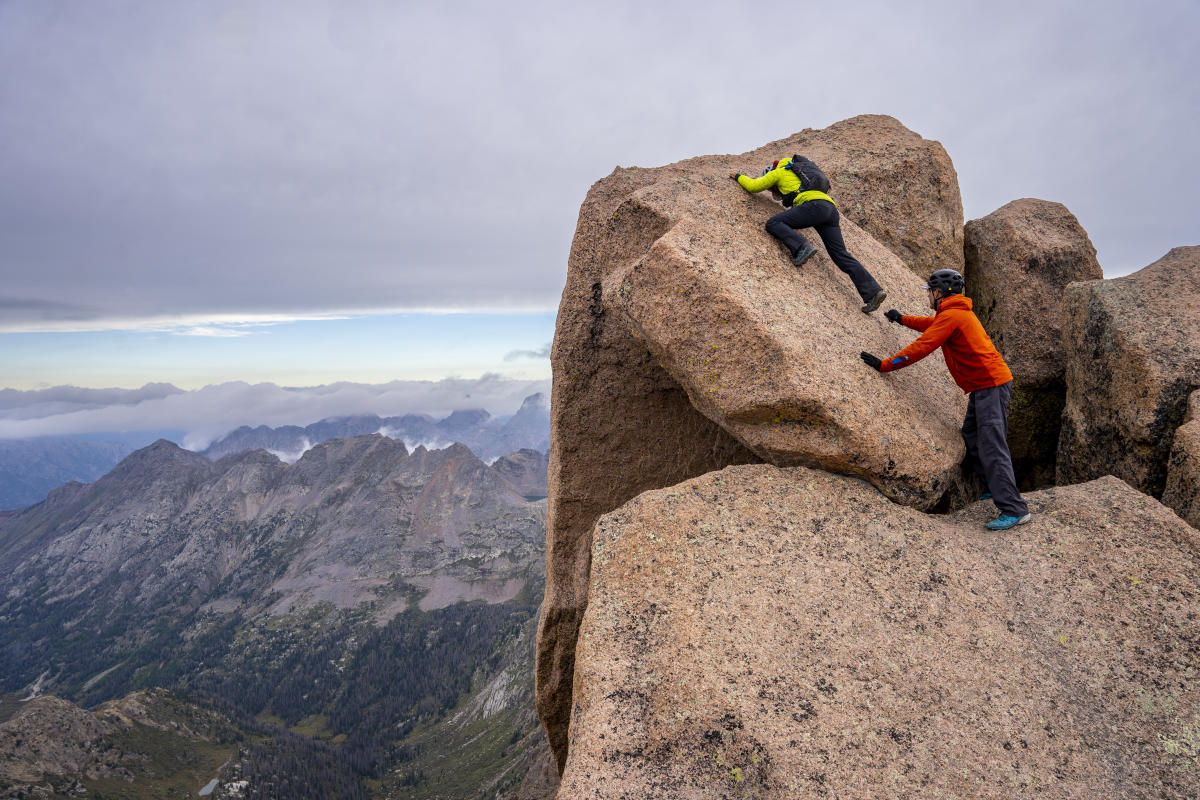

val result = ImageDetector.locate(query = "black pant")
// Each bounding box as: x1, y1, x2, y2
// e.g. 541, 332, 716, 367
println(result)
963, 381, 1029, 517
765, 200, 882, 302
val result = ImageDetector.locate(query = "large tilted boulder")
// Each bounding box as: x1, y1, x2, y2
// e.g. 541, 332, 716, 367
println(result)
603, 181, 966, 501
964, 199, 1102, 488
1163, 390, 1200, 528
1057, 246, 1200, 495
559, 465, 1200, 800
538, 118, 968, 769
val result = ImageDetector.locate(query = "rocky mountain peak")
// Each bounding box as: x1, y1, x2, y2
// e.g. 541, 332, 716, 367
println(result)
441, 408, 491, 431
514, 392, 548, 415
199, 393, 548, 463
286, 432, 409, 483
537, 116, 1200, 796
0, 432, 545, 671
104, 438, 211, 475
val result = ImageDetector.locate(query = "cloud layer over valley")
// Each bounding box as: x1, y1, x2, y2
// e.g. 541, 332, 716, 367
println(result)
0, 376, 550, 451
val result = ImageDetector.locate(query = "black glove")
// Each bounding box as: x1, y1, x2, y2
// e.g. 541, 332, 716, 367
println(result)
860, 352, 882, 371
884, 309, 903, 324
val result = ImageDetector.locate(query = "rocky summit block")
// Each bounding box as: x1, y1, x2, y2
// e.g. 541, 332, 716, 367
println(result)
604, 179, 967, 505
539, 117, 968, 768
964, 198, 1102, 489
964, 198, 1101, 388
560, 465, 1200, 800
1057, 246, 1200, 496
1163, 390, 1200, 529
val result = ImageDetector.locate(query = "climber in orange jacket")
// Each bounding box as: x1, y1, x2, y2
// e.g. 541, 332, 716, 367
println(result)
859, 268, 1031, 531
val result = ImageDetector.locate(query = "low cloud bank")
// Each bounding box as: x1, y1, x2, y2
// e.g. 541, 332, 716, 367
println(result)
504, 342, 552, 361
0, 376, 550, 451
0, 383, 184, 419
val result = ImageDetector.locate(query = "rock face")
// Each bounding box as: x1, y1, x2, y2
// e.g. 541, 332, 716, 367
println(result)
539, 117, 968, 768
604, 193, 966, 500
965, 199, 1102, 387
1057, 246, 1200, 495
490, 448, 550, 499
0, 696, 116, 785
964, 199, 1102, 488
1163, 390, 1200, 528
559, 465, 1200, 799
0, 690, 236, 794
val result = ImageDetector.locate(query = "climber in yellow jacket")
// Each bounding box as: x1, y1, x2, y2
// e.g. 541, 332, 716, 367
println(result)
731, 156, 887, 313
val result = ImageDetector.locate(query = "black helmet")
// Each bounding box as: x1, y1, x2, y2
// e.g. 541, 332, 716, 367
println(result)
922, 269, 964, 295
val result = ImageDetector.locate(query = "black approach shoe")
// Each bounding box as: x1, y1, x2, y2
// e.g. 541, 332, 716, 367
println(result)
861, 290, 887, 314
792, 244, 818, 267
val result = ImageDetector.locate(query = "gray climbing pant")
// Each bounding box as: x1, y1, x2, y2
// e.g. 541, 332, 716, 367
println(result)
963, 381, 1029, 517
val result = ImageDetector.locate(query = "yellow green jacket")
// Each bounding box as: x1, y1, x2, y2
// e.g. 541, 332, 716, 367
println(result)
736, 157, 835, 208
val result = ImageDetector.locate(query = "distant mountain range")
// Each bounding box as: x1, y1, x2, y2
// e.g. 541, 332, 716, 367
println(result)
0, 435, 553, 799
202, 392, 550, 465
0, 393, 550, 511
0, 432, 182, 511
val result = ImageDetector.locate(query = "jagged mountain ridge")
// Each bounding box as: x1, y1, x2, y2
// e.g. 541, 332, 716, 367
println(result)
202, 392, 550, 463
0, 392, 548, 514
0, 434, 545, 701
0, 432, 553, 798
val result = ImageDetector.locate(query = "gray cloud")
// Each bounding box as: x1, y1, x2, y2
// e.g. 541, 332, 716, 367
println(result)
503, 342, 552, 362
0, 296, 101, 323
0, 0, 1196, 329
0, 383, 184, 417
0, 376, 550, 450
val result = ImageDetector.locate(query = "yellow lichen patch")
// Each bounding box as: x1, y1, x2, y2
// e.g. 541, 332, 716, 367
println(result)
1159, 718, 1200, 771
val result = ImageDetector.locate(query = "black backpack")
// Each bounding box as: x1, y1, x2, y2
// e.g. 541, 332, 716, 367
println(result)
783, 155, 831, 195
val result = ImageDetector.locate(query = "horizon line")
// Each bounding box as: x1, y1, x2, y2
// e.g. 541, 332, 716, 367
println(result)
0, 305, 560, 335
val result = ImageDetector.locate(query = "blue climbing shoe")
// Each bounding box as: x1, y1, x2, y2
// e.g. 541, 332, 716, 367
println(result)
792, 244, 818, 266
981, 492, 993, 501
986, 512, 1031, 531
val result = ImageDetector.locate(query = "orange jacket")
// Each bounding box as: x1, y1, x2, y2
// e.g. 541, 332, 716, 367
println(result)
880, 294, 1013, 393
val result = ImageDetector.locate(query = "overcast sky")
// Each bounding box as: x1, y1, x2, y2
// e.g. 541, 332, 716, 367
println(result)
0, 0, 1197, 389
